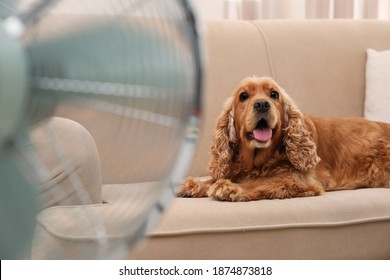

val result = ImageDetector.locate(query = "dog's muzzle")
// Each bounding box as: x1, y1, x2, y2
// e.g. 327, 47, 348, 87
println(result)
248, 99, 273, 143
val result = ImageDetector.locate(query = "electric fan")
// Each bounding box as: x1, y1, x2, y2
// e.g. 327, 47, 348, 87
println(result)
0, 0, 203, 259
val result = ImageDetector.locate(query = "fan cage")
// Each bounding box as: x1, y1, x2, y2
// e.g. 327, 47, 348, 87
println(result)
0, 0, 203, 259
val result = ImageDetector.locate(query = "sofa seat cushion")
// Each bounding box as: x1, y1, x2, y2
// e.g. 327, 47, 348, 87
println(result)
31, 180, 390, 260
31, 182, 161, 259
132, 187, 390, 259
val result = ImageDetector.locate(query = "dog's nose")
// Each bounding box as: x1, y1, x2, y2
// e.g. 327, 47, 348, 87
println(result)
253, 99, 270, 113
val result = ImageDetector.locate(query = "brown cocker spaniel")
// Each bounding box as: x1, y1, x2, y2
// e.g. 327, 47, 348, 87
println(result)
178, 76, 390, 201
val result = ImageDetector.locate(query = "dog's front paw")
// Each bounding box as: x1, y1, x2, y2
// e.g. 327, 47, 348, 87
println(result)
177, 177, 209, 198
207, 179, 244, 201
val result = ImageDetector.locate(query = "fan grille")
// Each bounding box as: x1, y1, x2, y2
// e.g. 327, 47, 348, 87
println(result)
1, 0, 202, 259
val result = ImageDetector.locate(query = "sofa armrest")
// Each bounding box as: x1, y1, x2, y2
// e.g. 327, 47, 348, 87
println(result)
29, 117, 103, 209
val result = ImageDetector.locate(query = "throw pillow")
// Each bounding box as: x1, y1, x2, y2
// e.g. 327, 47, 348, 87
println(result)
364, 48, 390, 123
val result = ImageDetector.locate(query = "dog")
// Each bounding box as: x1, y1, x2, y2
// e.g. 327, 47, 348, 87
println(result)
177, 76, 390, 201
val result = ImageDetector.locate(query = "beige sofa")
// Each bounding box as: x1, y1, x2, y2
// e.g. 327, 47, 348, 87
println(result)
30, 20, 390, 259
129, 20, 390, 259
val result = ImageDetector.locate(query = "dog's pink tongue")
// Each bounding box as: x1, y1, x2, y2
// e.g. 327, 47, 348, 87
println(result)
253, 128, 272, 142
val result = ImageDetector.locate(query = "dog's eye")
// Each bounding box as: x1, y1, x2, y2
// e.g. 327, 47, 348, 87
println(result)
270, 90, 279, 100
239, 92, 249, 102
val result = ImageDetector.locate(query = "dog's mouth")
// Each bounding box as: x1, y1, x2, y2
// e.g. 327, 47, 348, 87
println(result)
246, 118, 274, 143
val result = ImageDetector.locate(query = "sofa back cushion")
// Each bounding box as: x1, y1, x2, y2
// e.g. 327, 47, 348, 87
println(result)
189, 20, 390, 177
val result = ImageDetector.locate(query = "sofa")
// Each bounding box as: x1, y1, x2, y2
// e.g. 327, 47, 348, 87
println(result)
129, 20, 390, 259
29, 20, 390, 260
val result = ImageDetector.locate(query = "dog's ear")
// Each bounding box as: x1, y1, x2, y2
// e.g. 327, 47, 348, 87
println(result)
208, 97, 238, 180
282, 92, 320, 172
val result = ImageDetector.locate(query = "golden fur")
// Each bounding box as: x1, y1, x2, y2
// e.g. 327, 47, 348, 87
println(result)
178, 76, 390, 201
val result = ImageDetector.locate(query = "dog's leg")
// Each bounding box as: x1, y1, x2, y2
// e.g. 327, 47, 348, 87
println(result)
207, 175, 323, 201
177, 177, 214, 197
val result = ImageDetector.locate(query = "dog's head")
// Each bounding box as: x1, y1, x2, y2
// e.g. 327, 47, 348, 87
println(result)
232, 76, 284, 149
208, 76, 320, 180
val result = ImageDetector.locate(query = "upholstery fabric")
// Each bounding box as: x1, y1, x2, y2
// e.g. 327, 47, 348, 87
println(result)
30, 117, 102, 209
132, 188, 390, 259
32, 180, 159, 259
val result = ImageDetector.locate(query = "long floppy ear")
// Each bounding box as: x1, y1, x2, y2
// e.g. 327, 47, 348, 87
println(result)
282, 92, 320, 172
208, 97, 238, 180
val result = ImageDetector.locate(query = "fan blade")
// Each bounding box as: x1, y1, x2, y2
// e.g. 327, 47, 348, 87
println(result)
0, 24, 28, 148
25, 20, 194, 126
0, 0, 17, 18
0, 148, 39, 259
